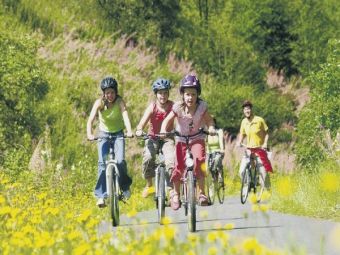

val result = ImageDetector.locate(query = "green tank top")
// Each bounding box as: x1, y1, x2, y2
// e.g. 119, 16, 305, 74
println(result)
98, 99, 125, 133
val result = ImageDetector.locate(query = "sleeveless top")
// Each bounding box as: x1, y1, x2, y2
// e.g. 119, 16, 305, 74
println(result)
148, 101, 174, 137
172, 100, 207, 143
98, 98, 125, 133
207, 129, 223, 152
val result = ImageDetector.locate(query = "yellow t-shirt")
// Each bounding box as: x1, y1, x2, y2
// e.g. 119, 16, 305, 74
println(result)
240, 116, 268, 148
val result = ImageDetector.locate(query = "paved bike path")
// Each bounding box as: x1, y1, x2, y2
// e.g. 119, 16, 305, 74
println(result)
102, 196, 339, 255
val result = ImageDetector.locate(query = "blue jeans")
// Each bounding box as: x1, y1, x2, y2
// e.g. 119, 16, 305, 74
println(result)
95, 130, 132, 198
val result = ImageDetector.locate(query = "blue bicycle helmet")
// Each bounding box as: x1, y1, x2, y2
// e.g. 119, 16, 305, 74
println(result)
152, 78, 171, 93
180, 74, 201, 95
100, 76, 118, 94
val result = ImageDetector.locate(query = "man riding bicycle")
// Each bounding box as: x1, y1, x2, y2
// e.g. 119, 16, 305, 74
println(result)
237, 100, 272, 189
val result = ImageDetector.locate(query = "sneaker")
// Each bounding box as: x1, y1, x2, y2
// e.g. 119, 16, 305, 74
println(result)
122, 190, 131, 200
198, 194, 209, 206
96, 198, 106, 208
142, 186, 155, 198
170, 190, 180, 210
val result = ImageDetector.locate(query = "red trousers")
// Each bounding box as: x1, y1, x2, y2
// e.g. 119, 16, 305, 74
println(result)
171, 139, 206, 182
249, 148, 273, 173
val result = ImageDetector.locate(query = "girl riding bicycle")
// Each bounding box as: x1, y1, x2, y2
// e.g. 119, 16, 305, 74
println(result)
160, 74, 216, 210
87, 76, 133, 207
135, 78, 175, 198
206, 118, 225, 167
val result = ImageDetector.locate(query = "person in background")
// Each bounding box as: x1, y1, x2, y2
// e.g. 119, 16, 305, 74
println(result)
237, 100, 272, 189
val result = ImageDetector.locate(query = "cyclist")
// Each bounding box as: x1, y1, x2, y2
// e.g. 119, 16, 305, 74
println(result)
87, 76, 133, 207
206, 118, 224, 175
236, 100, 272, 189
135, 78, 175, 198
160, 74, 216, 210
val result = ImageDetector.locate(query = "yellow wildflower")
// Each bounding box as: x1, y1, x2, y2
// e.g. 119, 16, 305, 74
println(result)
77, 208, 92, 223
224, 223, 234, 230
276, 177, 294, 197
36, 192, 48, 200
163, 226, 176, 240
207, 231, 217, 242
67, 230, 82, 241
249, 193, 257, 204
261, 190, 271, 201
259, 204, 270, 212
243, 237, 263, 254
73, 242, 91, 255
187, 233, 198, 245
320, 172, 339, 193
0, 195, 6, 204
208, 247, 218, 255
161, 216, 172, 225
127, 209, 137, 218
252, 204, 260, 212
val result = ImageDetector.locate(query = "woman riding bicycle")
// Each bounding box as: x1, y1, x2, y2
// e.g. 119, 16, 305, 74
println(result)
160, 74, 216, 210
135, 78, 175, 198
87, 76, 133, 207
236, 100, 272, 189
206, 118, 225, 170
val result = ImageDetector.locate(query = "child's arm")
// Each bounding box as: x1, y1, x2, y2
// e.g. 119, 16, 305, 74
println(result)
203, 111, 216, 134
119, 99, 133, 137
87, 99, 101, 140
160, 111, 176, 134
135, 103, 153, 136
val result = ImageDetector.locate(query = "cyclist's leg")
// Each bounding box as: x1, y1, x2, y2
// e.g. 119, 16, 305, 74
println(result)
142, 139, 157, 196
191, 140, 208, 205
162, 138, 175, 188
95, 135, 109, 199
239, 155, 249, 179
114, 134, 132, 192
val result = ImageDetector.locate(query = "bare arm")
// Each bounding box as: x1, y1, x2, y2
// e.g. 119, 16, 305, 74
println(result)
87, 99, 102, 140
263, 132, 269, 149
119, 99, 133, 137
136, 103, 153, 133
237, 133, 246, 147
160, 111, 176, 134
203, 111, 216, 134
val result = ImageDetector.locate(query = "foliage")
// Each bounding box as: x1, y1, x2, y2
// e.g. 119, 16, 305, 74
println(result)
0, 29, 48, 166
296, 40, 340, 167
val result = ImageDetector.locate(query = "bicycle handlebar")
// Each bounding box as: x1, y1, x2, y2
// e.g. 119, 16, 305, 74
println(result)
88, 134, 134, 141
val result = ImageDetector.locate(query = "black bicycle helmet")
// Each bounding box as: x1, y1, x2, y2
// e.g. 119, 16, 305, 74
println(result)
179, 74, 201, 95
100, 76, 118, 94
152, 78, 171, 93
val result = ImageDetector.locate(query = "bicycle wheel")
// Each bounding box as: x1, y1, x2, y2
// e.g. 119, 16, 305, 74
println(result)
216, 167, 225, 204
206, 170, 215, 205
108, 165, 120, 226
187, 171, 196, 232
158, 166, 166, 224
240, 167, 250, 204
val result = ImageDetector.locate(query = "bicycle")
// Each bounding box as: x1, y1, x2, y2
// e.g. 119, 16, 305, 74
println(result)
91, 134, 131, 227
239, 144, 265, 204
166, 128, 210, 232
137, 133, 169, 224
206, 151, 225, 205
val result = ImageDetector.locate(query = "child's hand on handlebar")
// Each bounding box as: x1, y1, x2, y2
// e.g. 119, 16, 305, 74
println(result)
126, 131, 134, 138
208, 126, 217, 136
135, 130, 143, 137
87, 134, 95, 141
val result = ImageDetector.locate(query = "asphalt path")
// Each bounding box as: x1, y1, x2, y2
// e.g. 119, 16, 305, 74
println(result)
100, 196, 340, 254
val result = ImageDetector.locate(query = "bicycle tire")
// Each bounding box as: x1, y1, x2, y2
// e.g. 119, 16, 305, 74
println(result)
158, 166, 166, 224
216, 167, 225, 204
187, 171, 196, 232
240, 167, 250, 204
107, 165, 120, 226
112, 173, 120, 227
206, 170, 215, 205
